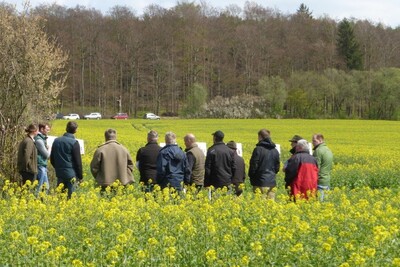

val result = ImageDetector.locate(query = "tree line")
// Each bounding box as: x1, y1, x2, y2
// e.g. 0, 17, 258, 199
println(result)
1, 1, 394, 119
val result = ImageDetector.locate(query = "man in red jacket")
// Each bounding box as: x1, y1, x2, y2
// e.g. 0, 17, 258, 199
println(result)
284, 139, 318, 200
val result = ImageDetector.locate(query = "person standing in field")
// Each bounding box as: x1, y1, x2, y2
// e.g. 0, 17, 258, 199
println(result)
50, 121, 82, 199
136, 130, 161, 192
248, 129, 280, 199
34, 123, 51, 194
204, 130, 236, 190
156, 132, 188, 191
312, 133, 333, 201
17, 124, 38, 185
227, 140, 246, 196
184, 133, 205, 192
282, 134, 303, 173
284, 139, 318, 200
90, 129, 134, 192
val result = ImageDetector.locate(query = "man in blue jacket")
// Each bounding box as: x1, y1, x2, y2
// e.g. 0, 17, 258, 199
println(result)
50, 121, 82, 199
248, 129, 280, 200
156, 132, 188, 191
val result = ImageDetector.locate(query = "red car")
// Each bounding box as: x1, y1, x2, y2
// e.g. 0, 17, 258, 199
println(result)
112, 113, 128, 120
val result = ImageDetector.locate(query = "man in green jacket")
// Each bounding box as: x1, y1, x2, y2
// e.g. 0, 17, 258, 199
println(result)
312, 133, 333, 201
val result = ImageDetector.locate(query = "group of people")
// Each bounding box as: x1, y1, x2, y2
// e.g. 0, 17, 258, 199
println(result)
17, 121, 333, 200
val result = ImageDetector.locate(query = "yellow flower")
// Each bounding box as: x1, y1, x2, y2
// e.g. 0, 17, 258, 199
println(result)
27, 236, 39, 245
148, 237, 159, 246
393, 258, 400, 266
117, 233, 128, 244
137, 250, 147, 260
290, 243, 303, 253
206, 249, 217, 262
365, 248, 376, 257
165, 246, 176, 260
106, 249, 119, 261
322, 243, 331, 252
10, 231, 21, 240
241, 255, 250, 266
72, 259, 83, 267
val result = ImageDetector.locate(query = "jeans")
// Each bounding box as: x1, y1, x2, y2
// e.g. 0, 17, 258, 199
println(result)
318, 185, 330, 201
57, 177, 78, 199
37, 166, 49, 194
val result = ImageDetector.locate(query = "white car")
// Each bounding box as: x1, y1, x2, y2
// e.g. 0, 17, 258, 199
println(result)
144, 113, 160, 120
84, 112, 102, 120
63, 113, 80, 120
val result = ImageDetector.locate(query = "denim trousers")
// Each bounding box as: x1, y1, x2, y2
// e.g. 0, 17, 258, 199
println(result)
37, 166, 49, 194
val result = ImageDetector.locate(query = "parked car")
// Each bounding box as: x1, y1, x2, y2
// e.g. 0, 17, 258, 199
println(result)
143, 113, 160, 120
84, 112, 102, 120
63, 113, 80, 120
112, 113, 128, 120
55, 113, 64, 120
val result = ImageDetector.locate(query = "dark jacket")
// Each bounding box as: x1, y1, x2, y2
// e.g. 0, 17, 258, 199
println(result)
136, 141, 161, 184
185, 144, 205, 186
232, 152, 245, 185
35, 132, 49, 167
156, 144, 188, 190
50, 133, 83, 180
17, 136, 38, 174
285, 150, 318, 199
204, 142, 236, 188
248, 138, 280, 187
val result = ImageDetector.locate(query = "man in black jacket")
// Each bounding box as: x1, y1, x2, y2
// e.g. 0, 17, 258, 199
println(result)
204, 130, 236, 190
248, 129, 280, 200
227, 141, 245, 196
136, 130, 161, 191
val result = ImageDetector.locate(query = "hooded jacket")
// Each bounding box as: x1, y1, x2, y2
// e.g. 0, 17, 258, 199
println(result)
90, 140, 134, 186
248, 138, 280, 187
156, 144, 188, 189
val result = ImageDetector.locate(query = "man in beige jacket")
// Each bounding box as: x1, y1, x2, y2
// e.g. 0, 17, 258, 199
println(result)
90, 129, 134, 191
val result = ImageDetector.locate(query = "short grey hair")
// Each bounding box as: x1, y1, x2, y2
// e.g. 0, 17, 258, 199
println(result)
147, 130, 158, 141
105, 128, 117, 141
165, 131, 176, 144
296, 139, 309, 152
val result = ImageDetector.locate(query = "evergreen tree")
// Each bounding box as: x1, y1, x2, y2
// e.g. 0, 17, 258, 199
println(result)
337, 18, 363, 70
296, 3, 313, 19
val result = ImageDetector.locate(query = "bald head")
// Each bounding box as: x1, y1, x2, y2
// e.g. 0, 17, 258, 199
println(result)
184, 133, 196, 149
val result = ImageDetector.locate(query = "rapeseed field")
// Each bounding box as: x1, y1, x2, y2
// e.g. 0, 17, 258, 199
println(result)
1, 119, 399, 266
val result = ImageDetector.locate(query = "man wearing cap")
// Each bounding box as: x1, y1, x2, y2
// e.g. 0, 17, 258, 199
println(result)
248, 129, 280, 199
184, 133, 205, 192
285, 139, 318, 200
312, 133, 333, 201
227, 140, 245, 196
136, 130, 161, 191
282, 135, 303, 173
204, 130, 236, 190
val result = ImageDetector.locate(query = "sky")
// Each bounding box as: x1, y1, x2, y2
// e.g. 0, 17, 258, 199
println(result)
3, 0, 400, 28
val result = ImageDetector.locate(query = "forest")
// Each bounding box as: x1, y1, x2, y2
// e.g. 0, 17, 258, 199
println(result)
2, 2, 400, 119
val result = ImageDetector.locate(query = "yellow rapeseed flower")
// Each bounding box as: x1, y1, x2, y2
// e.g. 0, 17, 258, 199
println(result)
205, 249, 217, 262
